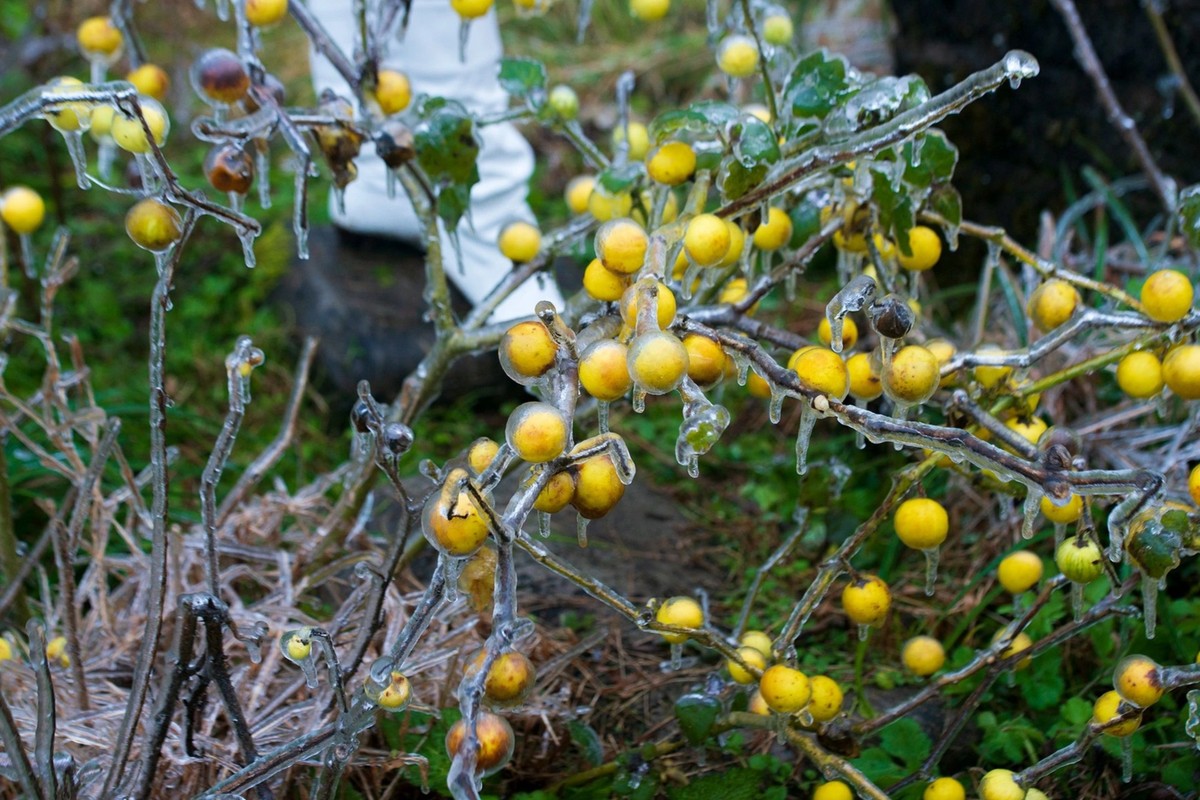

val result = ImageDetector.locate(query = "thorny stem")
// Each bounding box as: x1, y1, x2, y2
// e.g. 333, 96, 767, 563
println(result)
1143, 1, 1200, 131
716, 50, 1039, 220
102, 210, 197, 799
1050, 0, 1177, 213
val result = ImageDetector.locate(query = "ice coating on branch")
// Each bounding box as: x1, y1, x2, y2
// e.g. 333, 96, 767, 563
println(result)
675, 380, 731, 478
795, 406, 817, 476
1186, 690, 1200, 750
1002, 50, 1040, 89
825, 75, 930, 137
826, 274, 877, 354
613, 71, 636, 165
923, 547, 939, 596
1021, 486, 1042, 540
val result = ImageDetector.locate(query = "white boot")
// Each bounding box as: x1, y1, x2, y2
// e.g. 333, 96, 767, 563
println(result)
306, 0, 565, 322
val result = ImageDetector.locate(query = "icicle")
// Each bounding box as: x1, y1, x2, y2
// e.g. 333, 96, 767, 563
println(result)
686, 456, 699, 478
923, 547, 939, 596
386, 168, 397, 198
236, 226, 258, 268
333, 185, 347, 215
857, 624, 870, 642
731, 351, 750, 385
1141, 574, 1158, 639
293, 169, 309, 259
1185, 690, 1200, 750
768, 383, 786, 424
669, 642, 683, 671
444, 558, 463, 603
228, 191, 243, 214
281, 629, 320, 689
1021, 487, 1042, 539
614, 71, 636, 165
705, 0, 719, 37
537, 511, 550, 538
89, 58, 106, 86
910, 135, 924, 167
1120, 737, 1133, 783
795, 407, 816, 475
1054, 522, 1067, 548
575, 0, 594, 43
18, 235, 35, 280
784, 269, 797, 302
880, 336, 898, 370
255, 143, 271, 208
457, 19, 470, 63
1070, 581, 1085, 622
682, 258, 705, 302
633, 387, 647, 413
597, 400, 609, 434
62, 131, 90, 189
576, 514, 589, 547
97, 140, 115, 181
216, 0, 230, 20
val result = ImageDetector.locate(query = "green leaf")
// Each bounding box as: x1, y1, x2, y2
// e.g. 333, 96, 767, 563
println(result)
717, 116, 779, 201
1179, 184, 1200, 249
929, 185, 962, 229
784, 49, 855, 119
878, 718, 931, 768
852, 747, 907, 787
870, 168, 915, 251
1017, 654, 1064, 711
1126, 520, 1182, 579
414, 101, 481, 230
597, 161, 644, 194
674, 693, 721, 745
1061, 696, 1093, 726
902, 130, 958, 189
689, 100, 742, 129
567, 720, 604, 766
665, 767, 762, 800
498, 57, 547, 103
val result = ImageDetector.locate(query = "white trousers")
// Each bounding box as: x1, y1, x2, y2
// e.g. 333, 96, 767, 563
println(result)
307, 0, 564, 320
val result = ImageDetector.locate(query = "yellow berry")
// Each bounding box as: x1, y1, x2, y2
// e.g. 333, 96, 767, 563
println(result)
646, 141, 696, 186
43, 76, 89, 133
790, 347, 849, 400
445, 712, 515, 776
727, 645, 766, 684
902, 635, 946, 677
1040, 493, 1083, 525
1, 186, 45, 235
1092, 689, 1140, 737
565, 175, 596, 215
684, 213, 732, 267
753, 207, 792, 251
923, 777, 966, 800
1027, 279, 1080, 332
630, 0, 670, 20
758, 664, 811, 712
997, 550, 1043, 593
374, 69, 412, 115
0, 637, 10, 661
1189, 463, 1200, 506
746, 370, 771, 399
1140, 269, 1194, 323
111, 99, 169, 153
587, 186, 633, 221
424, 469, 490, 556
898, 226, 942, 271
818, 316, 858, 350
579, 339, 633, 402
718, 219, 747, 267
611, 121, 650, 161
547, 84, 579, 119
719, 277, 753, 308
884, 345, 940, 405
628, 331, 688, 394
847, 352, 883, 401
683, 334, 726, 386
376, 670, 412, 710
1163, 344, 1200, 399
762, 12, 793, 45
46, 636, 69, 667
450, 0, 494, 19
468, 649, 536, 707
979, 769, 1026, 800
459, 544, 497, 611
1055, 537, 1103, 584
993, 630, 1034, 670
284, 629, 312, 661
127, 64, 170, 102
1113, 654, 1164, 708
807, 675, 844, 722
506, 402, 569, 463
499, 320, 558, 384
973, 345, 1012, 389
656, 596, 703, 644
748, 689, 770, 716
497, 220, 541, 263
894, 497, 949, 550
812, 781, 853, 800
125, 198, 183, 253
620, 280, 676, 329
717, 35, 759, 79
842, 575, 891, 627
596, 218, 648, 274
77, 16, 123, 57
245, 0, 290, 26
466, 437, 500, 476
533, 469, 575, 514
1004, 416, 1048, 447
571, 450, 626, 519
739, 630, 772, 659
1116, 351, 1164, 399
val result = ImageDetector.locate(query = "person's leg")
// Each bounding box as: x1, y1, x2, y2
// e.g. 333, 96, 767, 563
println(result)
306, 0, 564, 320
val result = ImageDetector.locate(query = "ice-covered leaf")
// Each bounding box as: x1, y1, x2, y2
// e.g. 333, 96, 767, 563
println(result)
597, 161, 644, 194
414, 101, 480, 229
825, 75, 927, 136
1179, 184, 1200, 249
717, 116, 779, 200
870, 168, 915, 251
674, 693, 720, 745
902, 129, 958, 188
498, 57, 547, 104
783, 49, 856, 120
929, 184, 962, 227
567, 721, 603, 766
